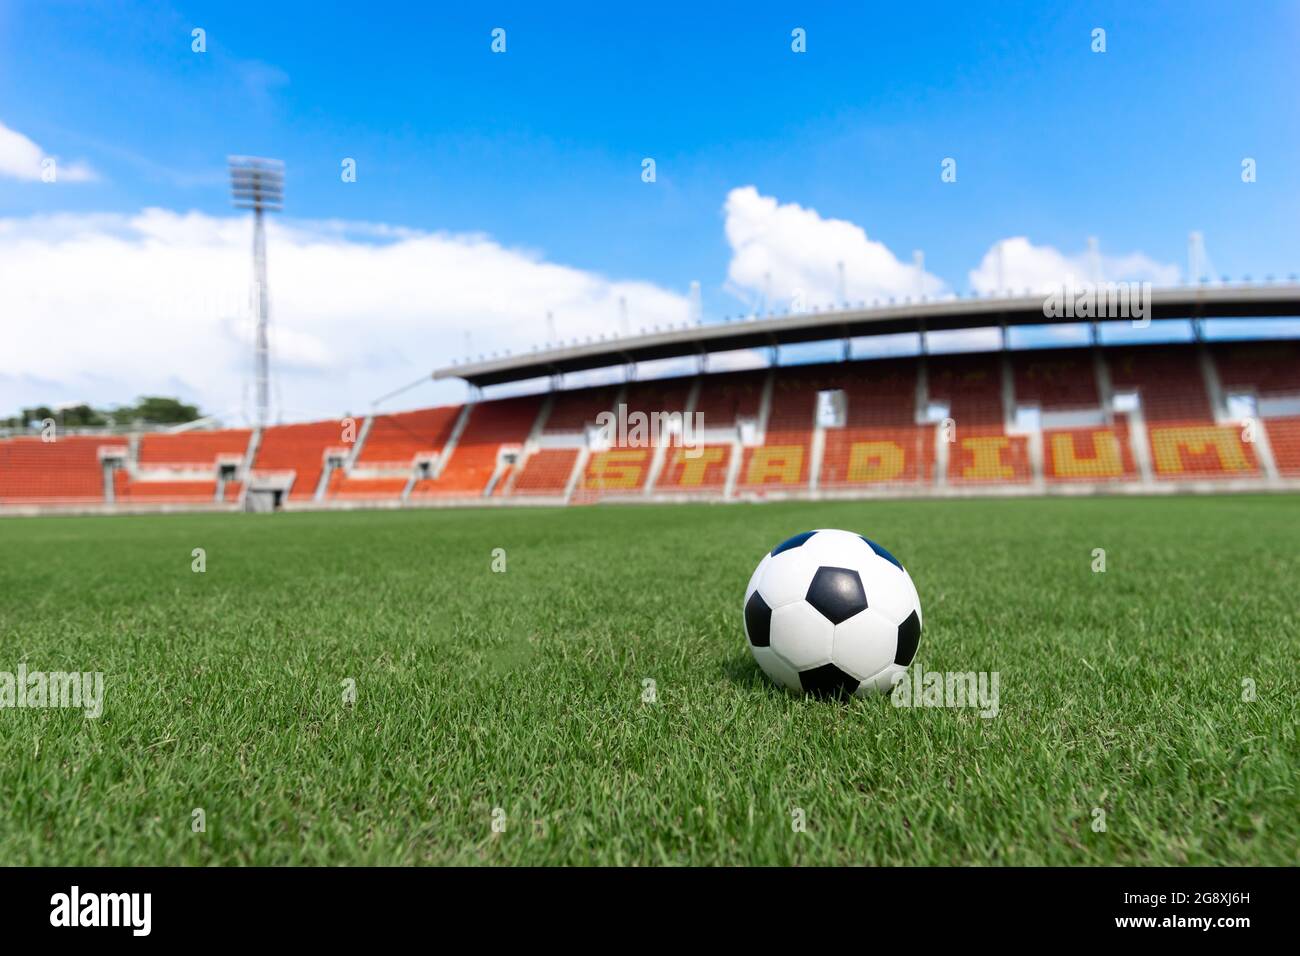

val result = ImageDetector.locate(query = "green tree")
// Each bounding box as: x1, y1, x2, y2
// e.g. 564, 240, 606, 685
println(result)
4, 396, 204, 429
112, 396, 202, 424
23, 406, 56, 427
58, 404, 108, 427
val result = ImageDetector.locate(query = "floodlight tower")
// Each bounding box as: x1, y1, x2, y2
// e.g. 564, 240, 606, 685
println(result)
229, 156, 284, 428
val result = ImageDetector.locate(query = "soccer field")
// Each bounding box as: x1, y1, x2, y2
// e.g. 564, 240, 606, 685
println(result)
0, 496, 1296, 866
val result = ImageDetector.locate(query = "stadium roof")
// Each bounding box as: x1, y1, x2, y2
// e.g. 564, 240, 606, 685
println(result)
433, 283, 1300, 387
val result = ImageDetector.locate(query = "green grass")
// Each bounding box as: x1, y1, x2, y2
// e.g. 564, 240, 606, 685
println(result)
0, 496, 1296, 865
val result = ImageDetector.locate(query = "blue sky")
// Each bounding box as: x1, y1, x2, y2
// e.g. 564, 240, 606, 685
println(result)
1, 1, 1297, 418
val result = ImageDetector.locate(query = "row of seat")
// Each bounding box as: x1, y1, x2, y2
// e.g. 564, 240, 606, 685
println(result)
2, 341, 1297, 505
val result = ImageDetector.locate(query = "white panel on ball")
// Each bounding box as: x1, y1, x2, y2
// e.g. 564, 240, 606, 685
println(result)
856, 557, 916, 625
756, 550, 820, 610
768, 601, 834, 670
862, 662, 910, 697
751, 646, 802, 693
831, 608, 898, 682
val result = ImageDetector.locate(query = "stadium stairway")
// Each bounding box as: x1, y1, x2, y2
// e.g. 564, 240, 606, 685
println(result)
818, 357, 935, 491
527, 384, 620, 500
408, 394, 542, 498
322, 405, 464, 502
579, 377, 695, 500
1106, 344, 1261, 482
123, 426, 255, 504
928, 352, 1033, 487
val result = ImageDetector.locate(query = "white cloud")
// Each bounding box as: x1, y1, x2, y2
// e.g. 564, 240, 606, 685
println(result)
0, 209, 688, 421
0, 120, 97, 183
968, 236, 1180, 294
721, 187, 1182, 309
723, 186, 946, 311
0, 187, 1198, 423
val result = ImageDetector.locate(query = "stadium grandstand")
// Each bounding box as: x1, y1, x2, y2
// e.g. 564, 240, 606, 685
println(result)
2, 284, 1299, 513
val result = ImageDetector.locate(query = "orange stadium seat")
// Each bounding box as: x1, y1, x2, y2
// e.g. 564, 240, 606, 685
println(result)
1043, 423, 1137, 482
1213, 341, 1300, 397
114, 473, 217, 502
1013, 349, 1100, 409
574, 377, 696, 497
138, 429, 252, 466
822, 427, 935, 487
544, 386, 617, 433
946, 425, 1032, 483
651, 369, 761, 492
1106, 344, 1213, 422
820, 357, 932, 487
513, 448, 581, 495
1146, 421, 1259, 479
693, 370, 765, 430
490, 463, 515, 496
0, 435, 125, 503
621, 377, 691, 420
4, 341, 1293, 511
252, 419, 352, 499
1264, 416, 1300, 476
657, 444, 732, 492
739, 442, 810, 490
326, 472, 408, 499
411, 395, 541, 497
927, 353, 1005, 426
1106, 345, 1259, 478
840, 357, 918, 427
606, 375, 696, 460
738, 366, 818, 491
356, 406, 462, 467
927, 354, 1031, 483
582, 447, 653, 495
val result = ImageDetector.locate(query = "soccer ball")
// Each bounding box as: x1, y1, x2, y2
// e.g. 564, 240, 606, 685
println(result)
743, 529, 922, 698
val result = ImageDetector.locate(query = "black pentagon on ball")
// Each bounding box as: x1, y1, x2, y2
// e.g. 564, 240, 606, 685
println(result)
805, 566, 868, 625
860, 535, 903, 571
771, 530, 817, 556
894, 609, 921, 666
744, 591, 772, 647
798, 662, 860, 699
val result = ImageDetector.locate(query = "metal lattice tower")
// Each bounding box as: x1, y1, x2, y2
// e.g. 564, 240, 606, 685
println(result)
229, 156, 284, 428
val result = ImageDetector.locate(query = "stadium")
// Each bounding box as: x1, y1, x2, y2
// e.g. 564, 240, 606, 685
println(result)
1, 3, 1296, 900
4, 285, 1300, 513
